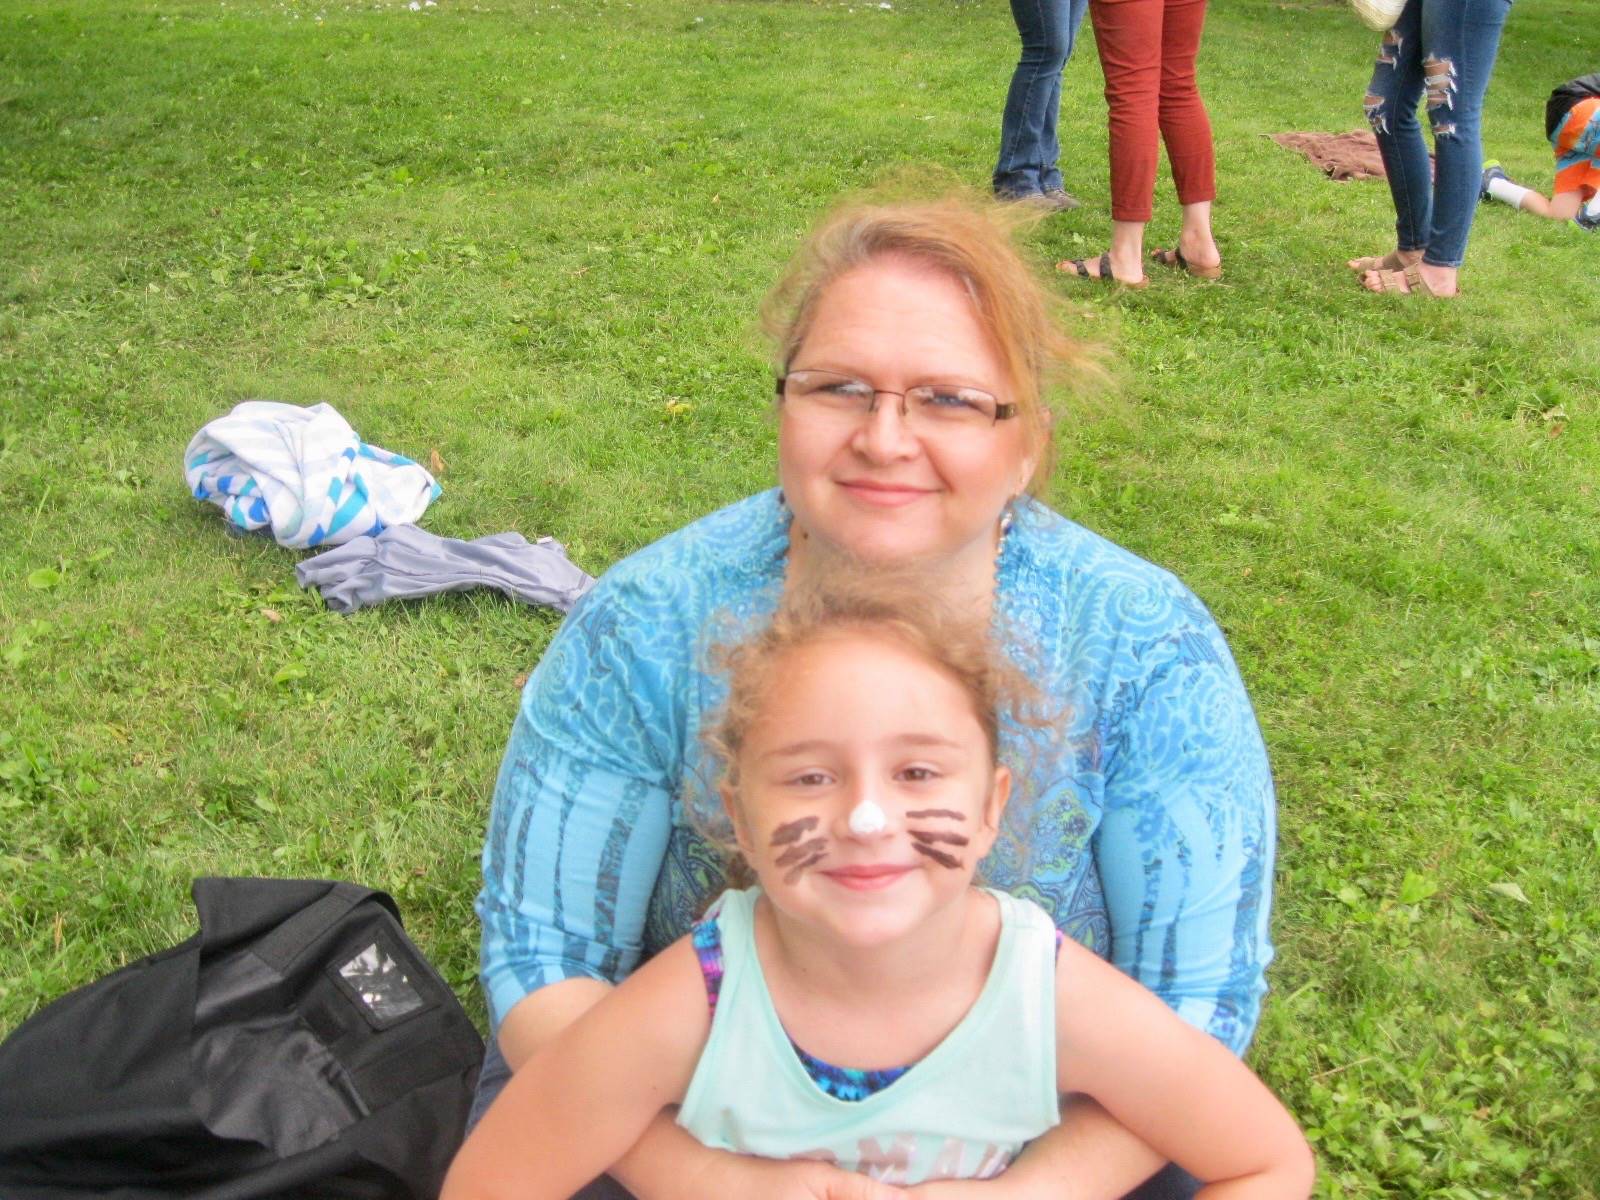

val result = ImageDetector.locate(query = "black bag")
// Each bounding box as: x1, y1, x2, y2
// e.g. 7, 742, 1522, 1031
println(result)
1546, 72, 1600, 140
0, 878, 483, 1199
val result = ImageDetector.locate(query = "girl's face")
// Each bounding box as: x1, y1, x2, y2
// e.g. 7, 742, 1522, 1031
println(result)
723, 630, 1009, 950
776, 256, 1037, 572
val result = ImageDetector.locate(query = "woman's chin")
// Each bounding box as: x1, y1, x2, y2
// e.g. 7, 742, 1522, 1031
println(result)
813, 523, 949, 566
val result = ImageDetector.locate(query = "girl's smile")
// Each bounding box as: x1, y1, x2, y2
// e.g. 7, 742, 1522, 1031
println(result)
820, 864, 916, 891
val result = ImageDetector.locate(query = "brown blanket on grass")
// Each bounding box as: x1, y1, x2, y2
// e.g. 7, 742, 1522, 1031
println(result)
1271, 131, 1388, 181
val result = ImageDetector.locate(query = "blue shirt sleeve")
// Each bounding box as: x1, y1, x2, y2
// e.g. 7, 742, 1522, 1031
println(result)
475, 571, 689, 1031
1090, 579, 1275, 1055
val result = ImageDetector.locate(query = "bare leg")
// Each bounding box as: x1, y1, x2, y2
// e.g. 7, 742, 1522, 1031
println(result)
1172, 200, 1220, 271
1518, 191, 1585, 221
1109, 219, 1147, 282
1060, 219, 1148, 283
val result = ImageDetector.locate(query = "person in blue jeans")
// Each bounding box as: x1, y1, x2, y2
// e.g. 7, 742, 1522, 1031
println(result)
1346, 0, 1513, 297
994, 0, 1090, 208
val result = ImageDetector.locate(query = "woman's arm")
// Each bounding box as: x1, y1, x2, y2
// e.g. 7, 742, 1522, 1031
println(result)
477, 572, 689, 1033
443, 939, 711, 1200
1095, 581, 1276, 1055
1054, 941, 1314, 1198
474, 573, 750, 1200
910, 1098, 1167, 1200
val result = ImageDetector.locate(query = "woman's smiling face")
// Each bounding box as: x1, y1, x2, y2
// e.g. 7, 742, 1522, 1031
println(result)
777, 255, 1037, 569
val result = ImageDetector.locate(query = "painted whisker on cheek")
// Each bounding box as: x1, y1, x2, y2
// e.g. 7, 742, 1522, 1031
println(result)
783, 851, 827, 885
912, 843, 963, 869
770, 816, 820, 846
905, 808, 966, 821
775, 837, 827, 868
910, 829, 970, 847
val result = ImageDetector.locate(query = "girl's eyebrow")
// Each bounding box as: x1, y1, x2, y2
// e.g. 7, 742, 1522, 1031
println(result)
895, 733, 964, 750
758, 739, 834, 761
759, 732, 962, 759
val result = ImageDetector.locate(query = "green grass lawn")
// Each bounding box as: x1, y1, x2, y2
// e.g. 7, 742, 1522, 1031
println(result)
2, 0, 1596, 1193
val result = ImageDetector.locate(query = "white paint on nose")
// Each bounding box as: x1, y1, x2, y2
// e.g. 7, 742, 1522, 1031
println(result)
848, 798, 887, 835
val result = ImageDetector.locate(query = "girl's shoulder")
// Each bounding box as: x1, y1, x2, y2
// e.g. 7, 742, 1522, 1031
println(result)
989, 888, 1061, 943
687, 887, 762, 1016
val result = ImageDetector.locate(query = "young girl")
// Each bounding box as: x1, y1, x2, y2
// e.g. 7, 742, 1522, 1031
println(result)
444, 576, 1314, 1199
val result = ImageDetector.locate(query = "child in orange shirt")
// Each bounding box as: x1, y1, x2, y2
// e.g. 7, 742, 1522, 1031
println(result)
1481, 73, 1600, 230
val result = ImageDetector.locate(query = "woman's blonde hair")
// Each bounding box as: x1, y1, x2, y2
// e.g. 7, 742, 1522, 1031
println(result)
761, 183, 1100, 494
698, 566, 1051, 885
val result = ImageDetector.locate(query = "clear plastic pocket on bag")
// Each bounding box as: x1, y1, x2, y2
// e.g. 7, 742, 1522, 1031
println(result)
332, 939, 430, 1029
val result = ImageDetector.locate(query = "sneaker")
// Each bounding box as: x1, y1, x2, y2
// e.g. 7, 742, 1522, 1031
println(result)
1480, 160, 1507, 202
994, 186, 1039, 205
996, 187, 1081, 212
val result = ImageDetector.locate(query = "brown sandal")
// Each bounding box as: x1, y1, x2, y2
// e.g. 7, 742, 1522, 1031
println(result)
1347, 251, 1408, 273
1364, 263, 1446, 297
1150, 247, 1222, 280
1057, 252, 1148, 288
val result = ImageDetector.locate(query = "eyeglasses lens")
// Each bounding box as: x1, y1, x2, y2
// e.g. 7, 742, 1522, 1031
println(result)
782, 371, 1000, 428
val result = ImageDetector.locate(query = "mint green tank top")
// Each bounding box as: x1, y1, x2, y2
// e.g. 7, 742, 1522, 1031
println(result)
676, 887, 1061, 1184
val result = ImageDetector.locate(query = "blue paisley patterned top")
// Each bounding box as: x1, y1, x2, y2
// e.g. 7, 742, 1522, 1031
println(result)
477, 489, 1275, 1054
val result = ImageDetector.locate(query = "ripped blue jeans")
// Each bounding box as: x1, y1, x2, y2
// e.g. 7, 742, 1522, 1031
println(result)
1362, 0, 1511, 268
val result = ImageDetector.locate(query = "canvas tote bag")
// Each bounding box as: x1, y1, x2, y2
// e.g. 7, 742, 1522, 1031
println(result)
1350, 0, 1406, 31
0, 878, 482, 1199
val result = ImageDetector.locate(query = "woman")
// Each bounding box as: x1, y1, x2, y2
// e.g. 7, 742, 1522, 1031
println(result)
1348, 0, 1512, 297
994, 0, 1089, 210
1058, 0, 1222, 286
471, 193, 1275, 1200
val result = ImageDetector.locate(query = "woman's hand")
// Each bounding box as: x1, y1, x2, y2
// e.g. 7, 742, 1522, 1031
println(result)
905, 1180, 1011, 1200
681, 1153, 910, 1200
610, 1113, 908, 1200
792, 1161, 912, 1200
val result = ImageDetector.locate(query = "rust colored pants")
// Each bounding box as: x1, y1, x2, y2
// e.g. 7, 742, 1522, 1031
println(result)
1090, 0, 1216, 223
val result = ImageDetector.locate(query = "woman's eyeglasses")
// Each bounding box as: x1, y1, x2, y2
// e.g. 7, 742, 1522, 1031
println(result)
775, 369, 1017, 431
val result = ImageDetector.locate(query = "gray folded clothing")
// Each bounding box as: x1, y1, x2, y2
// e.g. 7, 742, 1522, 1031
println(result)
295, 525, 596, 615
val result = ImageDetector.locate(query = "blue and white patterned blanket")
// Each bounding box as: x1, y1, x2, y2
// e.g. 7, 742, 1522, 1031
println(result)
183, 401, 441, 549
